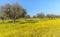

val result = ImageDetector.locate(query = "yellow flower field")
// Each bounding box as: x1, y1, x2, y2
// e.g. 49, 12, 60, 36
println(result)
0, 18, 60, 37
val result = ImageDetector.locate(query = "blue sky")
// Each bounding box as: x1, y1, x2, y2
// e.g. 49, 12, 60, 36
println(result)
0, 0, 60, 16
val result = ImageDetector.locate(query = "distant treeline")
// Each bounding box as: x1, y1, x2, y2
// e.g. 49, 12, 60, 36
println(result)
33, 13, 60, 19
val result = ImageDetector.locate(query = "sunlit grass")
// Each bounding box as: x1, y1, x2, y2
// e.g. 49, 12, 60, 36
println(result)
0, 18, 60, 37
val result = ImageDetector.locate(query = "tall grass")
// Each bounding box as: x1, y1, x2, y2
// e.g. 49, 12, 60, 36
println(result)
0, 18, 60, 37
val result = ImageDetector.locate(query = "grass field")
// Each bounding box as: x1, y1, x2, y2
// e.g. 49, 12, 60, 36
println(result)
0, 18, 60, 37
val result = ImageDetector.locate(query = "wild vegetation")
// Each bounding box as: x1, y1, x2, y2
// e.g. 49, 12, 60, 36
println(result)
0, 2, 60, 37
0, 18, 59, 37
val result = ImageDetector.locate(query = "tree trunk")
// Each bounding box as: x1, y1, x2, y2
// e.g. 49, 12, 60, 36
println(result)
12, 19, 15, 24
2, 19, 4, 23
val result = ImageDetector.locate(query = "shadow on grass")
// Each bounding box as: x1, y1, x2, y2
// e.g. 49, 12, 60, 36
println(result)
8, 21, 20, 23
26, 20, 38, 23
8, 21, 26, 24
6, 20, 39, 24
8, 20, 37, 24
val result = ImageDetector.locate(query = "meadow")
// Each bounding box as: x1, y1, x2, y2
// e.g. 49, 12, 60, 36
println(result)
0, 18, 60, 37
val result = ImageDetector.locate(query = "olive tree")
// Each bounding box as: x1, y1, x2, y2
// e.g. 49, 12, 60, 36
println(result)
37, 13, 45, 18
1, 3, 27, 23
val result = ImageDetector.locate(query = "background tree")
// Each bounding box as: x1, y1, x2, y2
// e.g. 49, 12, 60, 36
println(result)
37, 13, 45, 18
33, 15, 37, 18
25, 15, 30, 18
